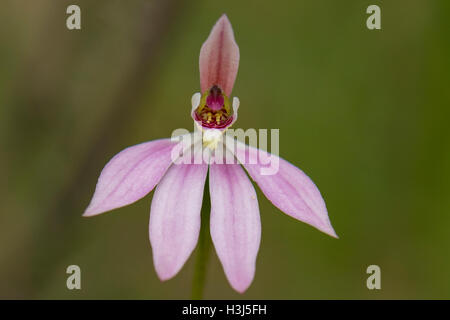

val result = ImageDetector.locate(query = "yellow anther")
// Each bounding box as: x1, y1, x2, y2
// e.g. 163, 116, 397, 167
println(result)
223, 95, 231, 114
196, 93, 208, 113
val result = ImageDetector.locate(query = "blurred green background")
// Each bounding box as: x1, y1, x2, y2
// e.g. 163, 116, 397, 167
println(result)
1, 0, 449, 299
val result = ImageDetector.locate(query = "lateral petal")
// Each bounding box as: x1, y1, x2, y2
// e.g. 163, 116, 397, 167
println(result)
83, 139, 177, 217
229, 139, 337, 238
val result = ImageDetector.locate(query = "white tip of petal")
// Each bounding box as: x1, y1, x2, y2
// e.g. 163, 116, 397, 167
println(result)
191, 92, 201, 113
232, 96, 240, 110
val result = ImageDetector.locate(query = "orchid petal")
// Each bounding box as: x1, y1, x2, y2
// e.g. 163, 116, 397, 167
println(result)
209, 163, 261, 293
228, 139, 337, 238
83, 139, 177, 217
149, 163, 208, 280
200, 14, 240, 96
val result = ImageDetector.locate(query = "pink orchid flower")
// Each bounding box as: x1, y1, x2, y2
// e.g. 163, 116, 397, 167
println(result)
84, 14, 337, 294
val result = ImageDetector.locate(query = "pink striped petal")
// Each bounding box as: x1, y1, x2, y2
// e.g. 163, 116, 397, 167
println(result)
149, 163, 208, 280
209, 163, 261, 293
199, 14, 240, 96
83, 139, 177, 217
231, 140, 337, 238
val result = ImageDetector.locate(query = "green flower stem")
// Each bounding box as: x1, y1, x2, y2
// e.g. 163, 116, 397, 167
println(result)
191, 176, 211, 300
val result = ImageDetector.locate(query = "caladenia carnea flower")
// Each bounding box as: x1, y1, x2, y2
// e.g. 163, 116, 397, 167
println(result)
84, 14, 337, 294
